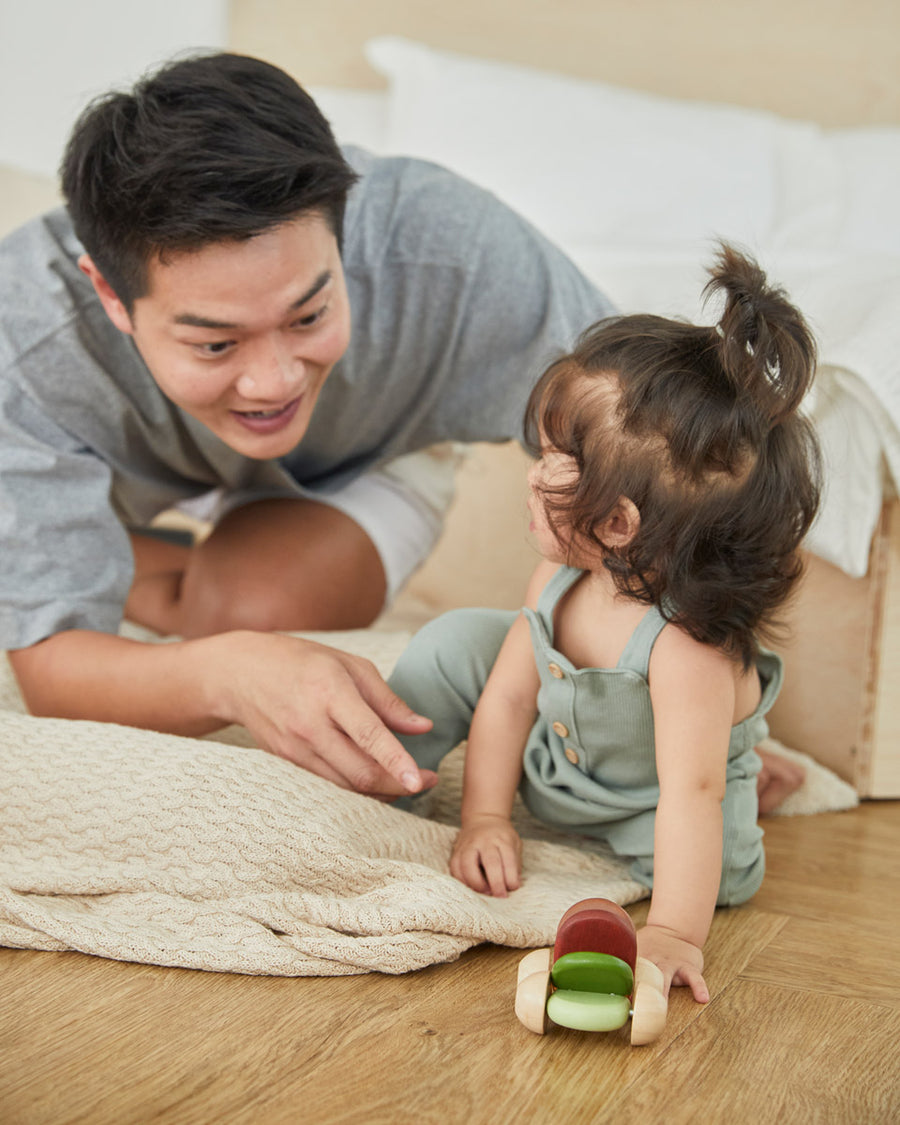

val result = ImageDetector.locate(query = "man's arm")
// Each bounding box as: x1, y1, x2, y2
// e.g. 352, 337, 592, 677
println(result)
8, 628, 435, 798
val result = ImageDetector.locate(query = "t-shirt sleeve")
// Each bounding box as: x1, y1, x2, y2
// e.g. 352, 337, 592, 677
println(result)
437, 185, 617, 443
334, 152, 618, 458
0, 385, 134, 649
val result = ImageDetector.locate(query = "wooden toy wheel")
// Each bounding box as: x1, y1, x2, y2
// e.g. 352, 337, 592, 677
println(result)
634, 956, 665, 992
515, 961, 552, 1035
516, 947, 551, 985
630, 979, 668, 1046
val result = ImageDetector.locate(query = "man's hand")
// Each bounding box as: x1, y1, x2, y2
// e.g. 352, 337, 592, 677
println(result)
10, 628, 437, 801
207, 631, 437, 799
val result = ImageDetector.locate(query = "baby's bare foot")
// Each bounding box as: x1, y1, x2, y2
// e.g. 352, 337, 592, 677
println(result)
756, 748, 805, 815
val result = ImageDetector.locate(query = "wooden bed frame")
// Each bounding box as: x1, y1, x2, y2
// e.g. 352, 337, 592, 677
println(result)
231, 0, 900, 797
390, 443, 899, 798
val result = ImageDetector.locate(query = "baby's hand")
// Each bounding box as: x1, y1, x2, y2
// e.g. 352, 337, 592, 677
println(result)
450, 815, 522, 897
637, 924, 709, 1003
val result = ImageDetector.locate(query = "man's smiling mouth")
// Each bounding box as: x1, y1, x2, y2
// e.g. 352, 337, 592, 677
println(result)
232, 395, 304, 433
241, 404, 294, 419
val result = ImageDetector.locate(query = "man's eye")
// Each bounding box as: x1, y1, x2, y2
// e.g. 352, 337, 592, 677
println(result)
293, 304, 327, 329
199, 341, 233, 356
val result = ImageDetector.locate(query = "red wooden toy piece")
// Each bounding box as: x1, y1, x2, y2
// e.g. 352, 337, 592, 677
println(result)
553, 898, 637, 970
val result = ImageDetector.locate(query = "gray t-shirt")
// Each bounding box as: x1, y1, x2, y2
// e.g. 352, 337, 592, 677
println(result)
0, 146, 613, 648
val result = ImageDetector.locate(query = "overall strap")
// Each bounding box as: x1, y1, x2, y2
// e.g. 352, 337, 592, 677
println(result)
616, 604, 670, 678
534, 566, 583, 637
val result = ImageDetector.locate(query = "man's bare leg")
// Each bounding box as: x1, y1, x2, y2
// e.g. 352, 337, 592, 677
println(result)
126, 497, 386, 637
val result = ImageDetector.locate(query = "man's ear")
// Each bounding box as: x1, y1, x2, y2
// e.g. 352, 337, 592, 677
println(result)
597, 497, 640, 549
78, 254, 134, 335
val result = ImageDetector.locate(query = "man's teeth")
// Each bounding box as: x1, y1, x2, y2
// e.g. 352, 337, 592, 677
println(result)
244, 406, 285, 418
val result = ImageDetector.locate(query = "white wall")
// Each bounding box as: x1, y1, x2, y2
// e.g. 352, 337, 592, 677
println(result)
0, 0, 228, 177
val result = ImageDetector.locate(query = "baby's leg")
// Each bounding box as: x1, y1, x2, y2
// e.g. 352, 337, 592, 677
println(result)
607, 786, 764, 906
388, 607, 516, 774
718, 771, 766, 904
756, 747, 805, 815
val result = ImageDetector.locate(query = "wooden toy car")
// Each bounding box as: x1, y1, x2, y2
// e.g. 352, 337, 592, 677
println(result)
514, 898, 668, 1045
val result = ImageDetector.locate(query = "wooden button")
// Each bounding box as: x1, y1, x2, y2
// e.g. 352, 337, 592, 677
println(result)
548, 663, 564, 679
565, 746, 579, 765
552, 720, 569, 738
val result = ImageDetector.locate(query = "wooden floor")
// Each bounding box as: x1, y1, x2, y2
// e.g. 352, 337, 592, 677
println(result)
2, 800, 898, 1125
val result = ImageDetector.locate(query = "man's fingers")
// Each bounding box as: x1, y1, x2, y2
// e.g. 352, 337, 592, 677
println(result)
218, 635, 433, 797
343, 654, 434, 734
264, 719, 405, 796
332, 684, 430, 793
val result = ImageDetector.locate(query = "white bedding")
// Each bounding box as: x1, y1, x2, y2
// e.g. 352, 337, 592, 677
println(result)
310, 38, 900, 578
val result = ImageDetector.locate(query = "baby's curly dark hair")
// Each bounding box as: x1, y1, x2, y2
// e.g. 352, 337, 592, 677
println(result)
524, 244, 822, 669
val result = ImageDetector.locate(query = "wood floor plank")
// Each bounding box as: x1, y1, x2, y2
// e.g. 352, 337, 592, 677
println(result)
741, 914, 900, 1009
2, 802, 898, 1124
753, 803, 900, 924
0, 908, 787, 1125
598, 980, 900, 1125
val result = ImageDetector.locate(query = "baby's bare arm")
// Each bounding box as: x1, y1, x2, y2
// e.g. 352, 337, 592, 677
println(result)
644, 628, 735, 1002
452, 563, 557, 895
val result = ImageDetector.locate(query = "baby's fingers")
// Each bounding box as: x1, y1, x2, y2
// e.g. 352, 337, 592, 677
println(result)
450, 845, 489, 894
451, 843, 519, 897
480, 844, 521, 898
672, 964, 710, 1004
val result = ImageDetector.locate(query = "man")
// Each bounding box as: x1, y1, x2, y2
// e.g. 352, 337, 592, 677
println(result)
0, 52, 611, 797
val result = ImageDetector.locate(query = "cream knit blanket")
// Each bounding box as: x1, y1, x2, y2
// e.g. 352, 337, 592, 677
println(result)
0, 629, 857, 976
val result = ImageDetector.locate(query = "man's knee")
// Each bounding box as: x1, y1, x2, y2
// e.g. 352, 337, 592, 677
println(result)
178, 498, 387, 635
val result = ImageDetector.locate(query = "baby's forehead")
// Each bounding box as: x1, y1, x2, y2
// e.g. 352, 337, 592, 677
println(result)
541, 365, 621, 429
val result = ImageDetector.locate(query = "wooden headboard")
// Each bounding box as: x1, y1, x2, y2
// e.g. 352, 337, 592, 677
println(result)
231, 0, 899, 126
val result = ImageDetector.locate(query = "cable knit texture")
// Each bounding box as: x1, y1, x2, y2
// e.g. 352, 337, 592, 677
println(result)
0, 629, 856, 976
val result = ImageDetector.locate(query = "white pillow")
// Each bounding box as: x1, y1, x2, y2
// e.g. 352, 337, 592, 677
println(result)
829, 127, 900, 256
366, 36, 791, 251
307, 86, 390, 154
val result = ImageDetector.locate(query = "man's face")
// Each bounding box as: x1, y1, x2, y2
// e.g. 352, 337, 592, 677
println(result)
82, 214, 351, 459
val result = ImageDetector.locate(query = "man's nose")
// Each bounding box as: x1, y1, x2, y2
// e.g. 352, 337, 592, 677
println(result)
236, 336, 303, 398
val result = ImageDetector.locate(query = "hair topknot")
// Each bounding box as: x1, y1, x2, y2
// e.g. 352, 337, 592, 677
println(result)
705, 242, 817, 428
524, 242, 822, 668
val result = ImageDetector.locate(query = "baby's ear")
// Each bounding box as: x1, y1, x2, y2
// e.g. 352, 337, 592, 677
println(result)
597, 497, 640, 549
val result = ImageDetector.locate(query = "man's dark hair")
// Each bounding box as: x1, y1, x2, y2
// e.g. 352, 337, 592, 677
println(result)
61, 52, 358, 309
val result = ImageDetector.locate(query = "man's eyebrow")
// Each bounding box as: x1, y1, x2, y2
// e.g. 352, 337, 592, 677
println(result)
173, 270, 332, 329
